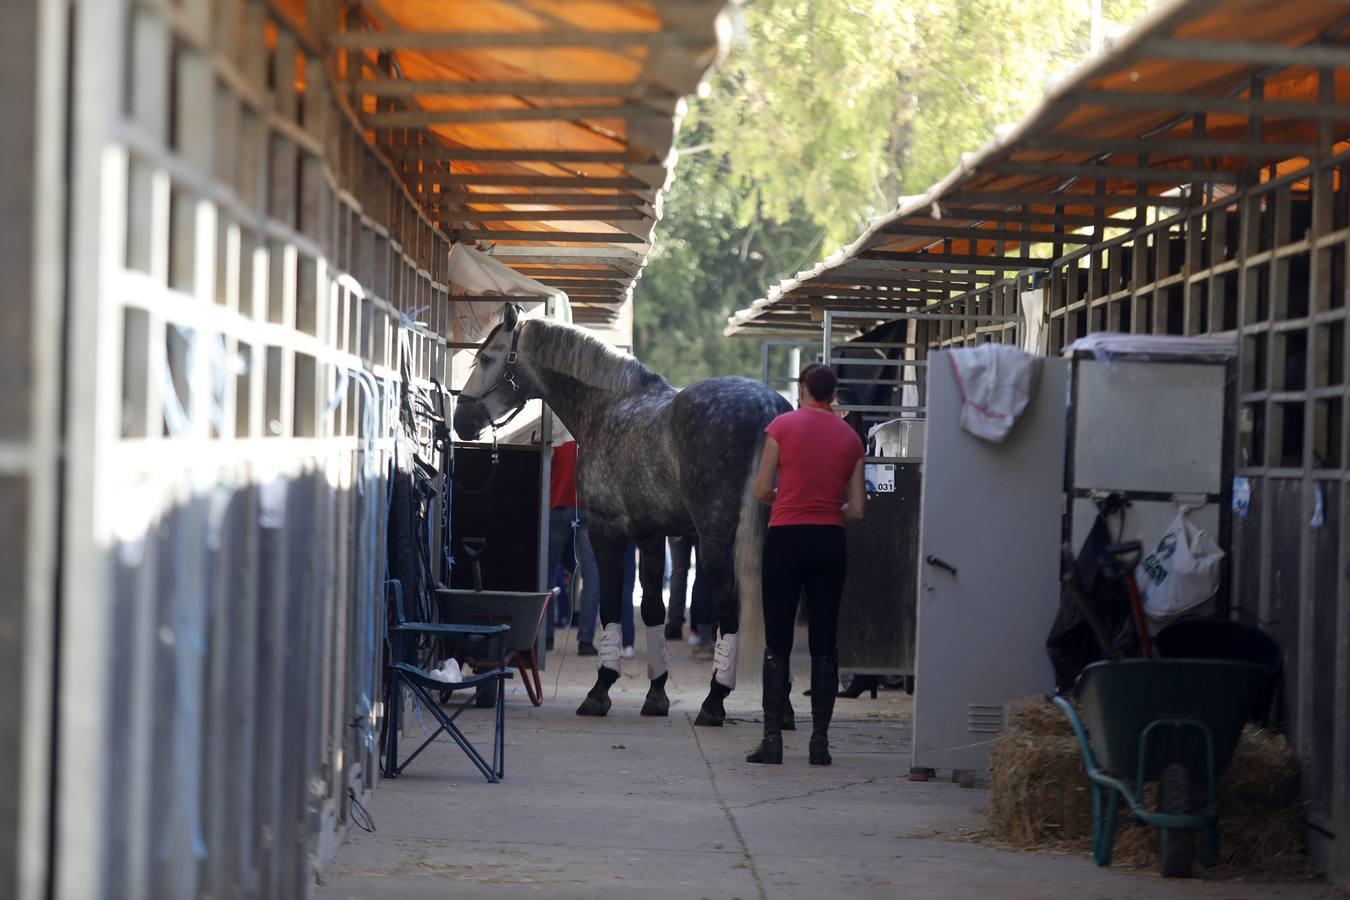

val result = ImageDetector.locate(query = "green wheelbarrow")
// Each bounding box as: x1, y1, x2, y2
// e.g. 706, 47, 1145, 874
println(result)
1052, 658, 1272, 877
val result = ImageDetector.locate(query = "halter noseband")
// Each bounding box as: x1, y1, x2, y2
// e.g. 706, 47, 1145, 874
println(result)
463, 326, 527, 431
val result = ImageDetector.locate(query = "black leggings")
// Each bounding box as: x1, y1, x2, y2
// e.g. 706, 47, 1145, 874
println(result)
761, 525, 847, 658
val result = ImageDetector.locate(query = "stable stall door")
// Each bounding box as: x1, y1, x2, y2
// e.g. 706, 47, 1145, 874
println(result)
912, 353, 1068, 773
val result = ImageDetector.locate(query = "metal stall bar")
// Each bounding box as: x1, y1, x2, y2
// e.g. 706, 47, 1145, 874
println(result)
823, 310, 1020, 423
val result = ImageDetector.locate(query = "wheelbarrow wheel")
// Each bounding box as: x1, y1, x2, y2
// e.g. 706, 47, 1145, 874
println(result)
1159, 762, 1197, 878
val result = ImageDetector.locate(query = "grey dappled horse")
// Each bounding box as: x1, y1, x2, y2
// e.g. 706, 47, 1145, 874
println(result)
453, 305, 789, 725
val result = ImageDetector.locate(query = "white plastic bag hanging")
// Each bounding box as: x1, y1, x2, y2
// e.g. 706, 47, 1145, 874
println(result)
1135, 508, 1225, 619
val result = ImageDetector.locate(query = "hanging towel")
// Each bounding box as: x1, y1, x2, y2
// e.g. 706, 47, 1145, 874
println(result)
947, 344, 1041, 443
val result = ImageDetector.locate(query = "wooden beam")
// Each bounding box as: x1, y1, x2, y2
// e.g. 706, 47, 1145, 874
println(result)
332, 29, 705, 51
455, 229, 646, 244
1069, 88, 1350, 122
989, 159, 1242, 184
1020, 134, 1319, 161
859, 251, 1051, 269
450, 192, 647, 206
355, 78, 673, 99
931, 207, 1140, 229
435, 174, 648, 189
534, 278, 627, 289
481, 254, 641, 269
806, 280, 984, 294
365, 103, 663, 128
943, 189, 1186, 209
485, 245, 642, 260
446, 294, 555, 303
879, 223, 1097, 244
830, 261, 1003, 282
783, 287, 946, 300
1138, 36, 1350, 71
441, 208, 651, 223
504, 266, 633, 277
398, 146, 637, 164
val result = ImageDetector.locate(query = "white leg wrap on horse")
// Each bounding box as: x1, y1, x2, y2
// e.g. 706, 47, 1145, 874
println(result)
645, 625, 669, 680
712, 634, 739, 689
599, 622, 623, 672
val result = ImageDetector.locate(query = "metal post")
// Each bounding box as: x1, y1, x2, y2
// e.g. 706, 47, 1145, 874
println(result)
822, 309, 833, 368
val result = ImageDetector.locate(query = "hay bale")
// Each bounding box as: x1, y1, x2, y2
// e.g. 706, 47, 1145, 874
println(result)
989, 697, 1090, 845
1004, 696, 1074, 737
988, 695, 1318, 881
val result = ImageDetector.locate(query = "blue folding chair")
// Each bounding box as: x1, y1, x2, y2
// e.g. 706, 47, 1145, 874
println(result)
383, 581, 513, 783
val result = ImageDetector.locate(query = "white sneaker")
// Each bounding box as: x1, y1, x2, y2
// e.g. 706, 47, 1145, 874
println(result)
687, 633, 701, 646
622, 645, 636, 659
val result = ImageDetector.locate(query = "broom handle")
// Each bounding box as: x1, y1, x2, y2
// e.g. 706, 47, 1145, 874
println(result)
1060, 571, 1120, 662
1124, 574, 1153, 658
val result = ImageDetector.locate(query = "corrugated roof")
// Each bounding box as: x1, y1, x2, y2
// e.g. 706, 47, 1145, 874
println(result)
325, 1, 729, 328
727, 0, 1350, 335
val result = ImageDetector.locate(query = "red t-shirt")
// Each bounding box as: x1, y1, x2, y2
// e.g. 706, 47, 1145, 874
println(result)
764, 409, 865, 527
550, 441, 580, 509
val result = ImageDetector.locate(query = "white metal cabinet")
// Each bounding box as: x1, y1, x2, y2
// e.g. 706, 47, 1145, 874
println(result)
912, 353, 1069, 772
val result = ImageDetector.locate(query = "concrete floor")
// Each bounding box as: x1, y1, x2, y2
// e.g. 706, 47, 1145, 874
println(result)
319, 627, 1329, 900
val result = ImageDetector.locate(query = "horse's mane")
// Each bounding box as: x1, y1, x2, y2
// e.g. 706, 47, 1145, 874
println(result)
520, 318, 670, 394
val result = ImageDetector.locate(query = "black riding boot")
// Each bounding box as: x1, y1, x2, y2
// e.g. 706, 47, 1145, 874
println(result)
746, 650, 788, 764
809, 653, 838, 765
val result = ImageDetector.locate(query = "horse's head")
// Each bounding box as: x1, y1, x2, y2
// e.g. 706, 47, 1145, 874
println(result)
453, 304, 536, 440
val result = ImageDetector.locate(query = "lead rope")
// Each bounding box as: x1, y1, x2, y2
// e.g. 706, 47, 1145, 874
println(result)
452, 427, 500, 496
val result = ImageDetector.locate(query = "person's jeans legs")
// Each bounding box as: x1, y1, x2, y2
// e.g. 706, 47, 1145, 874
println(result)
576, 524, 601, 645
545, 507, 576, 642
666, 536, 694, 627
690, 547, 715, 642
551, 561, 570, 630
621, 544, 636, 647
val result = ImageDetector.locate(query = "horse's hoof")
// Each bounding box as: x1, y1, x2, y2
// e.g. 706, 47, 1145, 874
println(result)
696, 707, 729, 728
695, 678, 731, 726
693, 705, 725, 727
640, 691, 670, 717
572, 696, 610, 717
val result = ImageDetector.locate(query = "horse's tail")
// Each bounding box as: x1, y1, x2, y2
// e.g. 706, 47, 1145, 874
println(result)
733, 434, 769, 689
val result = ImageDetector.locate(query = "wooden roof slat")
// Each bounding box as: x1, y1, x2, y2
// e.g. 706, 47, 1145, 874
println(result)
332, 29, 706, 51
365, 103, 668, 127
1138, 35, 1350, 70
435, 174, 649, 189
448, 193, 648, 206
441, 209, 651, 223
399, 147, 638, 164
943, 189, 1185, 208
879, 224, 1098, 244
930, 208, 1139, 228
1021, 133, 1320, 160
859, 252, 1053, 269
987, 159, 1243, 184
1068, 87, 1350, 121
355, 79, 676, 99
457, 230, 645, 244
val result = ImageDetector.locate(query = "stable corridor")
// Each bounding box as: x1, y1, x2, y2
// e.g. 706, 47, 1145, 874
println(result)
320, 639, 1304, 900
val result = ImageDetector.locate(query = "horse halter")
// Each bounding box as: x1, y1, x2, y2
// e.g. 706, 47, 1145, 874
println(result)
462, 326, 527, 431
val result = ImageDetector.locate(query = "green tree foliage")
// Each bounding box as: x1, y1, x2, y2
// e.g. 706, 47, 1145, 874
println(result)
634, 0, 1160, 385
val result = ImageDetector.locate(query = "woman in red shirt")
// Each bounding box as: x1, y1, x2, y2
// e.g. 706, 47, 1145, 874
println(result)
747, 364, 865, 766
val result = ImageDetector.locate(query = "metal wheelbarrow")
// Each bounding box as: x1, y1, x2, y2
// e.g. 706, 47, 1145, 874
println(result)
1052, 658, 1271, 877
